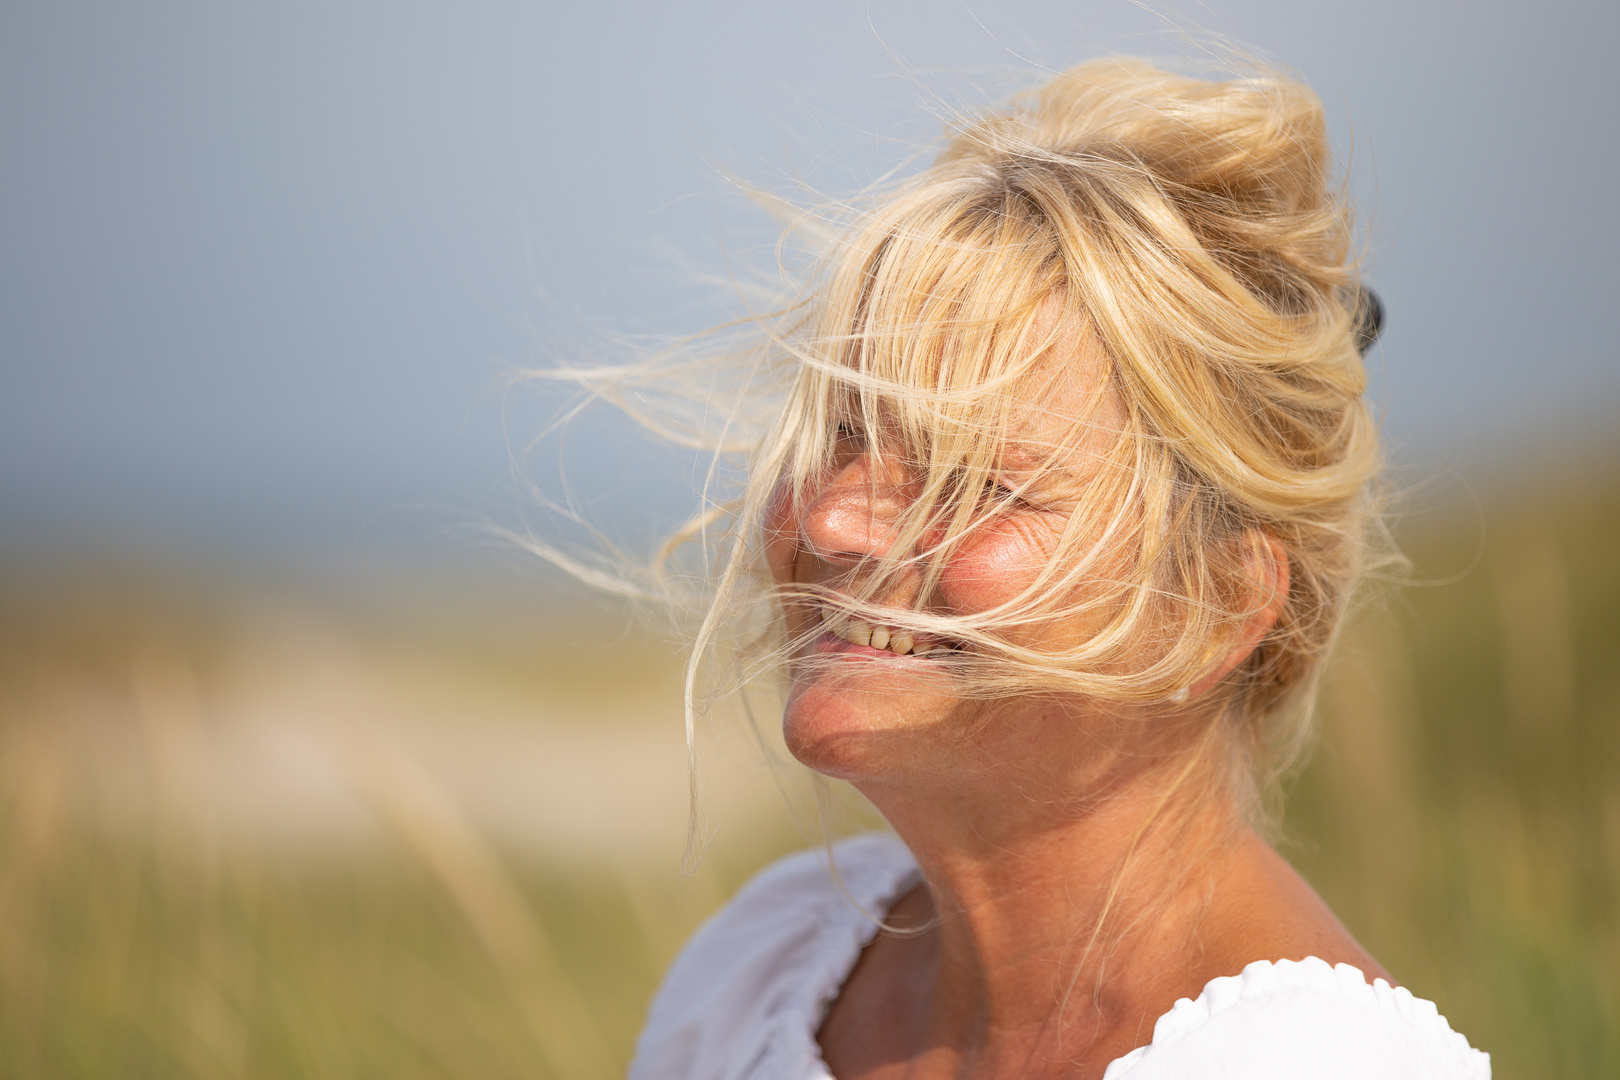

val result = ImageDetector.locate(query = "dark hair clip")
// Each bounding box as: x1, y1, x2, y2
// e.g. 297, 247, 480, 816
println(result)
1354, 287, 1384, 356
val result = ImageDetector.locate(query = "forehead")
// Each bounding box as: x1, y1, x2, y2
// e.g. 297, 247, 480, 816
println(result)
999, 315, 1124, 469
835, 305, 1124, 477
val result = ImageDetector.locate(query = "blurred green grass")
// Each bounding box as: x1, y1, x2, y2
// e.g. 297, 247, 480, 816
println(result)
1286, 472, 1620, 1078
1, 471, 1616, 1078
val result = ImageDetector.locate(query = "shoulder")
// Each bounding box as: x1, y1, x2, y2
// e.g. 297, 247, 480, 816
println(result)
630, 833, 917, 1080
1104, 957, 1491, 1080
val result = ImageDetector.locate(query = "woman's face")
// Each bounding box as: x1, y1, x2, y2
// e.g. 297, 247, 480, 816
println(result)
766, 332, 1129, 784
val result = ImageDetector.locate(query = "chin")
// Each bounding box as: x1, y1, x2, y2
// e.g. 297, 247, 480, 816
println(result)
781, 658, 963, 780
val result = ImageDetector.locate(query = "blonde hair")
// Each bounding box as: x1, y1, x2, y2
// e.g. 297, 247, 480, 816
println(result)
535, 55, 1392, 830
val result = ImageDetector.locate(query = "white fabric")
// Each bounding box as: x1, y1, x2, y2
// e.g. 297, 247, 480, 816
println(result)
630, 834, 1490, 1080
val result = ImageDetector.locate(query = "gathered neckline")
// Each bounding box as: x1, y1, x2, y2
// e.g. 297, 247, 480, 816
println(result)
797, 834, 1480, 1080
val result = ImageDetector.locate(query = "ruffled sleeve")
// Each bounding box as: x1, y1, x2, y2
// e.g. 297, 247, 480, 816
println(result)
1102, 957, 1490, 1080
629, 834, 918, 1080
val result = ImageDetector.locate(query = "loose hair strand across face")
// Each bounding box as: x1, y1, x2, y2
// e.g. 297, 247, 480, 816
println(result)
530, 54, 1396, 841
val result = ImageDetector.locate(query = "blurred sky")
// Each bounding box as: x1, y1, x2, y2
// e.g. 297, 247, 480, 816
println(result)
2, 0, 1617, 573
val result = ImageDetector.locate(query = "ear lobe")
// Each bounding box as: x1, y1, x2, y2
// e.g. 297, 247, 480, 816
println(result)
1184, 531, 1290, 700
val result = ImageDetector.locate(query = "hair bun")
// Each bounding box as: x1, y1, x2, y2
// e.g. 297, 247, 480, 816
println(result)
1010, 59, 1331, 219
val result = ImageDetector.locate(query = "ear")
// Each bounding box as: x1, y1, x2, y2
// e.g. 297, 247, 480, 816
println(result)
1185, 531, 1290, 700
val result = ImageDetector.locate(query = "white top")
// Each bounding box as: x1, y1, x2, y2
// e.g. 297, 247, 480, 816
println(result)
630, 834, 1491, 1080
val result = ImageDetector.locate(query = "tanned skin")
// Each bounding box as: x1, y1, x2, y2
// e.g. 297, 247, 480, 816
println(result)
767, 330, 1388, 1080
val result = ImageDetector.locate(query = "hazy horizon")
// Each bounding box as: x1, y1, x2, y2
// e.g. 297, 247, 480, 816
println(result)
4, 0, 1616, 571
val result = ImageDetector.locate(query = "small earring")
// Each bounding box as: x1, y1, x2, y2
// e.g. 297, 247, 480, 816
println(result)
1169, 686, 1190, 704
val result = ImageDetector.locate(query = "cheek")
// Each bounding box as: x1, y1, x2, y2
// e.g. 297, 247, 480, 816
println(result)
936, 515, 1058, 615
762, 479, 800, 587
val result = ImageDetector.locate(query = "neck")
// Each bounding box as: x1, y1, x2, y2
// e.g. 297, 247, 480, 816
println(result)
854, 717, 1247, 1072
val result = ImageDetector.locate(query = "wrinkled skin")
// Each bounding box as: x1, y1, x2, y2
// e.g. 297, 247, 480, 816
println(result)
765, 335, 1386, 1080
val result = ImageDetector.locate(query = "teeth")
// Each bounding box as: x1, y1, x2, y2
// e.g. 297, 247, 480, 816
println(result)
823, 612, 918, 656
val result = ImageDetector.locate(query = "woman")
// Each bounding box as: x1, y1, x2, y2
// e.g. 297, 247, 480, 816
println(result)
614, 58, 1489, 1079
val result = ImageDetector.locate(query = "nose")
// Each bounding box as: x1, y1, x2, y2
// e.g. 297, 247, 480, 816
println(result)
798, 447, 914, 565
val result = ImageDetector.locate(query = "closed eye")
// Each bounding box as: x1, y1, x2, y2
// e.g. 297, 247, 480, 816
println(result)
986, 474, 1059, 512
827, 420, 866, 469
954, 467, 1028, 508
